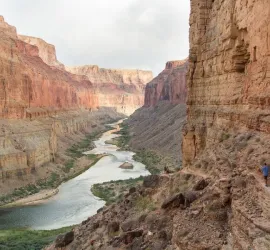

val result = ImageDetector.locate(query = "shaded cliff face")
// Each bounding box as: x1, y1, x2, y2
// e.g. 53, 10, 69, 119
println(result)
144, 60, 188, 107
127, 102, 186, 170
66, 66, 153, 115
184, 0, 270, 166
183, 0, 270, 248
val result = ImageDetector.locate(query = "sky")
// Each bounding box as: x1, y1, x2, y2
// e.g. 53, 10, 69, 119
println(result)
0, 0, 190, 76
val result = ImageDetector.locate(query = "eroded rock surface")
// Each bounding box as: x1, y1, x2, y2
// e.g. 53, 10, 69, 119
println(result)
144, 60, 188, 107
183, 0, 270, 249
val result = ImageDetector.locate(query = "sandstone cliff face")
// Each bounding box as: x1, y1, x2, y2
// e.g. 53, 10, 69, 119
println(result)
183, 0, 270, 249
0, 17, 152, 119
18, 35, 65, 70
144, 60, 188, 107
66, 66, 153, 115
0, 16, 98, 119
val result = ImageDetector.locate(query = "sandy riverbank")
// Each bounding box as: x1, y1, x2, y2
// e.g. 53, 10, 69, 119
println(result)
1, 189, 59, 208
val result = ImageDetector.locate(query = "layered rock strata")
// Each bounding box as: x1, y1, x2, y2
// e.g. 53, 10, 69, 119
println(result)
0, 16, 152, 119
183, 0, 270, 249
0, 108, 124, 193
144, 60, 188, 107
0, 16, 97, 119
66, 66, 153, 115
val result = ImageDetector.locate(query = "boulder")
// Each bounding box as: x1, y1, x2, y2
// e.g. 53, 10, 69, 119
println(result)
161, 193, 185, 209
55, 231, 74, 248
143, 175, 160, 188
119, 162, 134, 169
108, 221, 120, 234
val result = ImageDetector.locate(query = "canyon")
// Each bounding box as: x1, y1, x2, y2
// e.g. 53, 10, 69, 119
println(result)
124, 59, 188, 172
0, 16, 151, 195
47, 1, 270, 250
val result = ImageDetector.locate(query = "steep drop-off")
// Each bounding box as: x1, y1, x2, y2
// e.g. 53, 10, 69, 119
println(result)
182, 0, 270, 249
66, 66, 153, 115
144, 60, 188, 107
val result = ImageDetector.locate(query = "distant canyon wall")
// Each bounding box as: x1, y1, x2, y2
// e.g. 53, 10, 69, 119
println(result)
66, 66, 153, 115
144, 60, 188, 107
0, 17, 152, 118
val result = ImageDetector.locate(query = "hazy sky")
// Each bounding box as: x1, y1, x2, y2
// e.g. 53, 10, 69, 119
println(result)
0, 0, 190, 75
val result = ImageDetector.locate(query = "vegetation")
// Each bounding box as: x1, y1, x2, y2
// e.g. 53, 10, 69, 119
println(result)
219, 132, 230, 142
91, 176, 144, 205
0, 226, 73, 250
133, 150, 162, 174
135, 196, 156, 212
0, 128, 105, 206
112, 123, 131, 149
67, 131, 102, 158
0, 173, 60, 204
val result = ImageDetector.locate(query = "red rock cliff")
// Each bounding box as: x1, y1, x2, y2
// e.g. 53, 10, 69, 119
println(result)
183, 0, 270, 248
0, 16, 98, 119
144, 60, 188, 107
66, 66, 153, 115
18, 35, 65, 70
0, 17, 152, 118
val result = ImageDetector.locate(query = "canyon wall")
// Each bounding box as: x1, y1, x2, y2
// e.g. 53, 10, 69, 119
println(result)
0, 16, 152, 119
144, 60, 188, 107
66, 66, 153, 115
183, 0, 270, 249
0, 16, 98, 119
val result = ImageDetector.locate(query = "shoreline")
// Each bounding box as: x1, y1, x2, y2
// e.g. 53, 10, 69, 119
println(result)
0, 122, 122, 209
1, 189, 59, 208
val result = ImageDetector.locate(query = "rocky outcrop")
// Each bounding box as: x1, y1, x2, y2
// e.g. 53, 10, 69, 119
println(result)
144, 60, 188, 107
66, 66, 153, 115
182, 0, 270, 249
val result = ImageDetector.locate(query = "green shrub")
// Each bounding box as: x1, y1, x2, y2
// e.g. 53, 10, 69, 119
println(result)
0, 226, 73, 250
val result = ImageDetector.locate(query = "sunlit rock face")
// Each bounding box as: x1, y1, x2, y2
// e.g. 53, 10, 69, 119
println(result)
66, 66, 153, 115
144, 60, 188, 107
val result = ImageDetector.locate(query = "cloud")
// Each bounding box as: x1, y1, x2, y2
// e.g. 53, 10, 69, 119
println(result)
0, 0, 190, 75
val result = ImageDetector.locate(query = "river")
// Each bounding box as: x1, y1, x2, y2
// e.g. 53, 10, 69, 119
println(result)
0, 120, 150, 230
